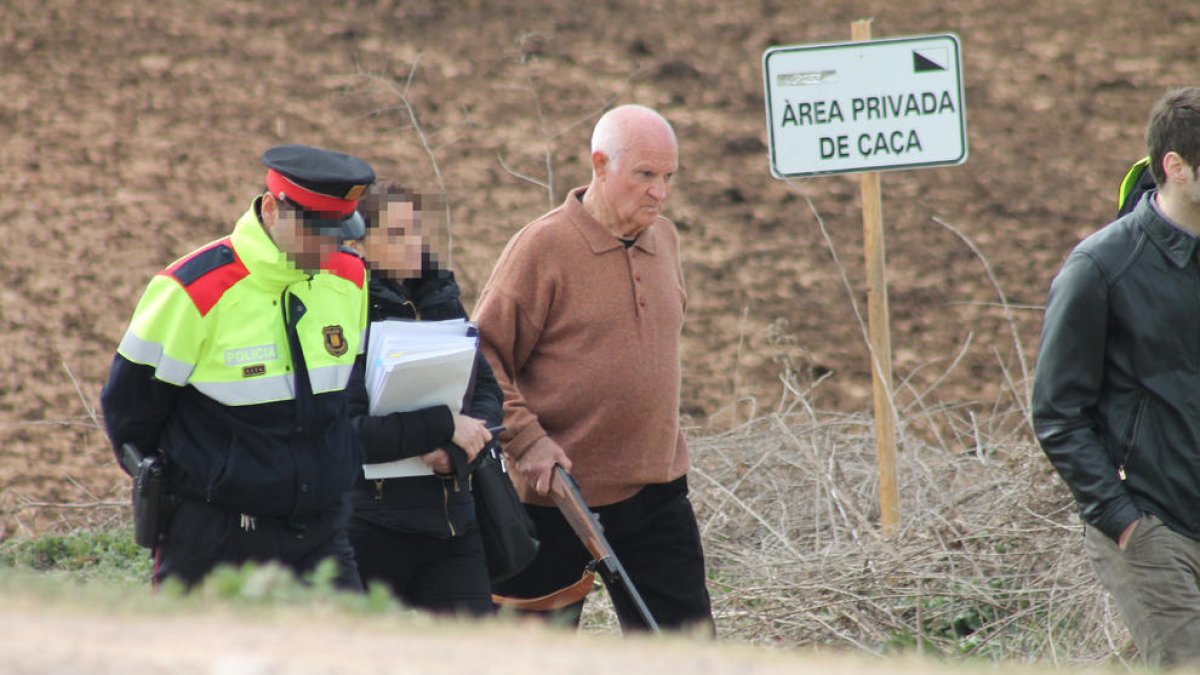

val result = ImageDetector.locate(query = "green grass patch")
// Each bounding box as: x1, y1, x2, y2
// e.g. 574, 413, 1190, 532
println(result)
0, 525, 149, 584
0, 527, 403, 617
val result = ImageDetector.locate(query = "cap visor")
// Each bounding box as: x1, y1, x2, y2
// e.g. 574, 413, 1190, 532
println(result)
302, 211, 365, 240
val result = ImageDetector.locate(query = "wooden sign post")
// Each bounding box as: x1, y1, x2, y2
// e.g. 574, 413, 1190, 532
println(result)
851, 19, 899, 537
762, 22, 968, 536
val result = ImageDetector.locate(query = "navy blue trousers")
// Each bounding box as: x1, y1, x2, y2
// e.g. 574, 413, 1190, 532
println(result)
154, 495, 361, 592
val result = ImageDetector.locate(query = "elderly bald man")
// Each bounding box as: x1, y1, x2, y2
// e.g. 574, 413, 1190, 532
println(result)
476, 104, 714, 633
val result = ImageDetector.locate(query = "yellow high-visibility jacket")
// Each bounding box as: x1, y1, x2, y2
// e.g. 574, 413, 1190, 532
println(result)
101, 200, 368, 521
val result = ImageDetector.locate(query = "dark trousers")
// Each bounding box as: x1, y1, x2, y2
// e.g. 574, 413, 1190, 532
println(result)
154, 495, 361, 592
349, 518, 494, 616
493, 475, 714, 634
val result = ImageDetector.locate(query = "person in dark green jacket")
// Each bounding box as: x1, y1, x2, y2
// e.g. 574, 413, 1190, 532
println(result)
1033, 87, 1200, 668
344, 182, 501, 616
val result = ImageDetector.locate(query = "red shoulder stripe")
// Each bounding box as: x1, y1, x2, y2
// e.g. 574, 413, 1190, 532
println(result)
161, 237, 250, 317
322, 250, 366, 288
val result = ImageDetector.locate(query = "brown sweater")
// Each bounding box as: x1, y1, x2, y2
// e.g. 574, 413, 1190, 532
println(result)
475, 187, 690, 507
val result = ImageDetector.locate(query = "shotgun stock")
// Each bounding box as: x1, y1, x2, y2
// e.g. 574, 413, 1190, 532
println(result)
549, 464, 660, 633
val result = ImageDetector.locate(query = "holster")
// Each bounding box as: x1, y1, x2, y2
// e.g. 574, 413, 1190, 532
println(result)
120, 443, 178, 549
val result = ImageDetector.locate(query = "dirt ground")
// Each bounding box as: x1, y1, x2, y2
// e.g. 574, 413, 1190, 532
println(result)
0, 0, 1197, 669
0, 589, 1076, 675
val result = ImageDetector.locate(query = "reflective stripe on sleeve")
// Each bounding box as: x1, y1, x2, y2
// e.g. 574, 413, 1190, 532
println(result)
117, 330, 194, 386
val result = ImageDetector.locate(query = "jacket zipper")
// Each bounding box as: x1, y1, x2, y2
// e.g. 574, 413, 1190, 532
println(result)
442, 481, 457, 537
1118, 397, 1149, 481
374, 479, 384, 500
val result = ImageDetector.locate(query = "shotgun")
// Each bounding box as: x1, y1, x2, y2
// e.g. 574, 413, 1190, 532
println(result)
549, 464, 660, 633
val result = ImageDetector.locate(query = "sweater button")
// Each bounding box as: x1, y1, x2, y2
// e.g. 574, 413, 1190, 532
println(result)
638, 297, 646, 307
300, 483, 310, 493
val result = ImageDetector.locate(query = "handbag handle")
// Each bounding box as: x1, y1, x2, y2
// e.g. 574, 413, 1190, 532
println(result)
445, 424, 507, 481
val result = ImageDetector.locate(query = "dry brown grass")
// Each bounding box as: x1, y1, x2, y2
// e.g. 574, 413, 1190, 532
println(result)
674, 397, 1128, 666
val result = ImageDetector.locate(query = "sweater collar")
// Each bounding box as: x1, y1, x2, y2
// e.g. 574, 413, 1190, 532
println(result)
229, 199, 310, 290
565, 186, 659, 256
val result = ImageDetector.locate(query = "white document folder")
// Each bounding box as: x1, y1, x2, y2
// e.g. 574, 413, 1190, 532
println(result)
362, 318, 478, 480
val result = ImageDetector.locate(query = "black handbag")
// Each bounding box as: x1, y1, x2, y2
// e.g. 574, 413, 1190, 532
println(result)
472, 442, 539, 583
454, 345, 538, 582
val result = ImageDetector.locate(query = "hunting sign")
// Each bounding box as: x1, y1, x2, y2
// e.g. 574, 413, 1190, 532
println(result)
763, 33, 968, 177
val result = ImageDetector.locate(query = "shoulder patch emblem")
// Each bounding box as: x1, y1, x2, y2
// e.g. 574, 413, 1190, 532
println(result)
163, 239, 249, 317
323, 325, 348, 357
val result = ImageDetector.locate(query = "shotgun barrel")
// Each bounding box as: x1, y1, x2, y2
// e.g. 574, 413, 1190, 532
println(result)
549, 464, 661, 633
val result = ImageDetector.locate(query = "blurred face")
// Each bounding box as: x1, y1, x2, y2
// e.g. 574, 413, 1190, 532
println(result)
267, 198, 340, 272
597, 135, 678, 238
363, 199, 424, 280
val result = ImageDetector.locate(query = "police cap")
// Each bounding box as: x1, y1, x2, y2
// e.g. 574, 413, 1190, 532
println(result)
261, 144, 376, 240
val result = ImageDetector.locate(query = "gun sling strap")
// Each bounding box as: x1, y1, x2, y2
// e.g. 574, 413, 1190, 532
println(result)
492, 569, 595, 611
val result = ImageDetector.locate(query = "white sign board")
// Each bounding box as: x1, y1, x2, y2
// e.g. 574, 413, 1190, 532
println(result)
763, 33, 967, 178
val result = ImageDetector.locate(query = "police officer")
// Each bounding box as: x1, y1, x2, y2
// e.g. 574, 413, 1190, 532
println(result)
101, 144, 376, 591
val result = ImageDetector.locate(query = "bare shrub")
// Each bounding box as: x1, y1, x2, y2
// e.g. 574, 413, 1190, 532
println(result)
678, 399, 1129, 666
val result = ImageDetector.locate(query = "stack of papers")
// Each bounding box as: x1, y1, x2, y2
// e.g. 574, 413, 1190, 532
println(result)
364, 318, 478, 479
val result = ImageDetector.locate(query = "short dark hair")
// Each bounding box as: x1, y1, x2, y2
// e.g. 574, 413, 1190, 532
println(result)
1145, 87, 1200, 186
358, 181, 418, 231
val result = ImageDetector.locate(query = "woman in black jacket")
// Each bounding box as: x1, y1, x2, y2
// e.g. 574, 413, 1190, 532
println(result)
345, 183, 501, 615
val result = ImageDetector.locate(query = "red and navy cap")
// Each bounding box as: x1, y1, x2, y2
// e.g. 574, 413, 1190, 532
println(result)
261, 144, 375, 240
